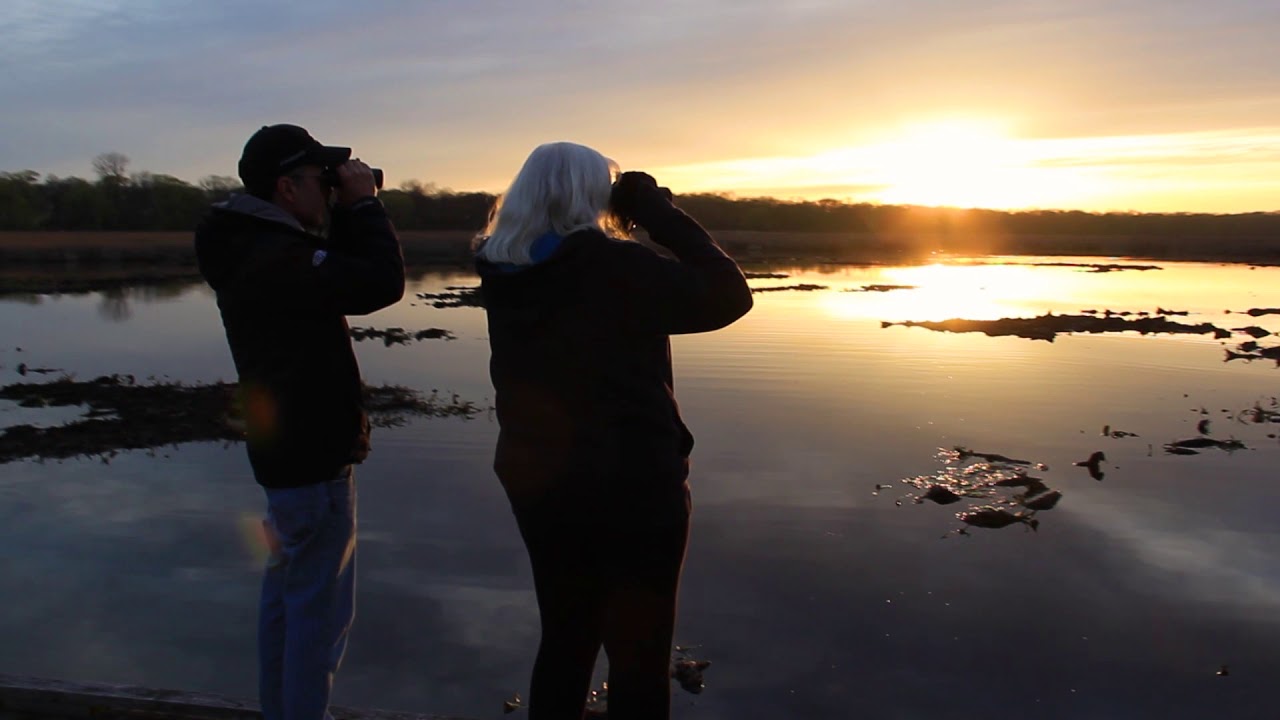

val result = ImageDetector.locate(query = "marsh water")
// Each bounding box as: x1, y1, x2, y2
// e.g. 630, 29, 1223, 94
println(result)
3, 257, 1280, 719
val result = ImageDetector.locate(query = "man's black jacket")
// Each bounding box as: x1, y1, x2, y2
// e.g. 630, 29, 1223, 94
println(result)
477, 205, 752, 522
195, 194, 404, 488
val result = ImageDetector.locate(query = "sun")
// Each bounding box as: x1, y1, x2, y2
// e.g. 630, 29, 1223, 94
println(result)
864, 118, 1084, 209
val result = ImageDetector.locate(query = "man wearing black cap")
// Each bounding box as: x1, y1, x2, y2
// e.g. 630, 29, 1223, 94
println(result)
194, 124, 404, 720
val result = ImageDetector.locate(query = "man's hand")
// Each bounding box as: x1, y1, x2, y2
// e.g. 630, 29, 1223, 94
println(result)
334, 159, 377, 206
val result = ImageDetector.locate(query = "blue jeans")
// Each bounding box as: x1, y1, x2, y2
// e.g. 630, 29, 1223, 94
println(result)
258, 467, 357, 720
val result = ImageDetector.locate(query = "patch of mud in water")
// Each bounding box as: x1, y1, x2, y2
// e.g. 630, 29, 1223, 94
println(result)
884, 446, 1066, 536
843, 284, 917, 293
1225, 340, 1280, 365
958, 261, 1162, 273
350, 326, 455, 346
882, 313, 1231, 342
1162, 437, 1247, 456
414, 286, 482, 308
0, 374, 487, 464
1076, 308, 1189, 317
751, 284, 828, 293
1237, 398, 1280, 425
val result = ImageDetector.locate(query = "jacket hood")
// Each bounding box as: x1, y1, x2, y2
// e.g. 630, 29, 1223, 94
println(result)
194, 194, 309, 290
216, 193, 306, 231
475, 229, 598, 278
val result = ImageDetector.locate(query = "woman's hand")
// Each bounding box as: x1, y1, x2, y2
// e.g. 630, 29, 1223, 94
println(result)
609, 171, 674, 229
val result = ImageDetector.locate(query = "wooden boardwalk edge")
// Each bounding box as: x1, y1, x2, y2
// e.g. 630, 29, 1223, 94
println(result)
0, 674, 476, 720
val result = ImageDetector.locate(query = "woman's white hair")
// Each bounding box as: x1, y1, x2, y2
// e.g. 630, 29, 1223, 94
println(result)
475, 141, 628, 264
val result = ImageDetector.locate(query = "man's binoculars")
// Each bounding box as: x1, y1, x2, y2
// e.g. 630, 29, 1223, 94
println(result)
323, 166, 384, 190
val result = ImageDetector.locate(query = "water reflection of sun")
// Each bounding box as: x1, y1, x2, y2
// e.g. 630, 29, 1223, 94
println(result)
821, 263, 1073, 322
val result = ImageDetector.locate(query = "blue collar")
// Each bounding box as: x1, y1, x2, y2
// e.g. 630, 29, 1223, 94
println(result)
528, 231, 563, 263
492, 231, 563, 273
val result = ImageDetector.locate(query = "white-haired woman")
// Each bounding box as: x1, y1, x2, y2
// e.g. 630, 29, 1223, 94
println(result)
476, 142, 752, 720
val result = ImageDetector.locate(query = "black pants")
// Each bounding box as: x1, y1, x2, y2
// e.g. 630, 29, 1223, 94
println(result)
514, 501, 691, 720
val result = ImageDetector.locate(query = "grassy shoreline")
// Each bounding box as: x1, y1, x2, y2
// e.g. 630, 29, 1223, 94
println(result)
2, 229, 1277, 295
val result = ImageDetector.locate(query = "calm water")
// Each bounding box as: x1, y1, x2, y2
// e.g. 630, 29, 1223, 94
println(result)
3, 258, 1280, 719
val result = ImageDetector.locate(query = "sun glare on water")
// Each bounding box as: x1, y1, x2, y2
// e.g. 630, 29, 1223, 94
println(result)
820, 263, 1076, 323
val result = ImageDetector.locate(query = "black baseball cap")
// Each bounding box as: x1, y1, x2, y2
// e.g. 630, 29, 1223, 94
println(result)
238, 124, 351, 195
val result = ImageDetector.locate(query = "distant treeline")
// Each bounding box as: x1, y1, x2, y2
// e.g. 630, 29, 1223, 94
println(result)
4, 154, 1280, 245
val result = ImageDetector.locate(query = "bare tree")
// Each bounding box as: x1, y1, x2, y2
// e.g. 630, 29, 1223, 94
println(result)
92, 152, 130, 183
399, 179, 438, 194
198, 174, 242, 196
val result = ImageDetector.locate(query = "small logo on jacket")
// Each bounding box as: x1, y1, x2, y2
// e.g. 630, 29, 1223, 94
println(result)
312, 250, 328, 267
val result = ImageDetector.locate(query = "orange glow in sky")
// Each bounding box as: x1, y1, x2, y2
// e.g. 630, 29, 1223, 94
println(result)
7, 3, 1280, 215
650, 118, 1280, 213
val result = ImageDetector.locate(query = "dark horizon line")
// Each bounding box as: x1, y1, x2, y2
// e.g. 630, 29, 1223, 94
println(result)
5, 166, 1278, 219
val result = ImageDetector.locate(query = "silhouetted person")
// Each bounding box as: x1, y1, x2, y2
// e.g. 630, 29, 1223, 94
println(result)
476, 142, 753, 720
194, 124, 404, 720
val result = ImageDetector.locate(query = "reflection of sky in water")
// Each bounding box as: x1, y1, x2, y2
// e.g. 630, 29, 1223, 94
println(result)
2, 260, 1280, 718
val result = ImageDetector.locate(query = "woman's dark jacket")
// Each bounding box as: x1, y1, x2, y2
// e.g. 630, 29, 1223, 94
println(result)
476, 205, 752, 522
194, 194, 404, 488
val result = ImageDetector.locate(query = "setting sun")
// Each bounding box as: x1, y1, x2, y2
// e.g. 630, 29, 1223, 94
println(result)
650, 116, 1137, 211
866, 120, 1086, 209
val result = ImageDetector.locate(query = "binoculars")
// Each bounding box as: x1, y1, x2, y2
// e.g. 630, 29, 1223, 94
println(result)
323, 166, 384, 190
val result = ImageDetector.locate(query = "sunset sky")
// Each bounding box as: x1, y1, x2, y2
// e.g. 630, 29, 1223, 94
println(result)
3, 0, 1278, 213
